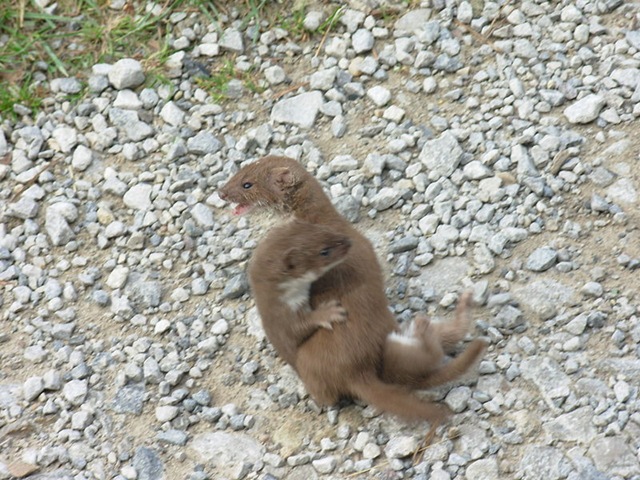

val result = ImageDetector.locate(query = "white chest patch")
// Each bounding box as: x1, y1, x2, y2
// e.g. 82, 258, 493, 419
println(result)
387, 331, 422, 347
279, 271, 319, 311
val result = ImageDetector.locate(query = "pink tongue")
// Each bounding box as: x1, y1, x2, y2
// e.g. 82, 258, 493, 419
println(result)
233, 204, 251, 215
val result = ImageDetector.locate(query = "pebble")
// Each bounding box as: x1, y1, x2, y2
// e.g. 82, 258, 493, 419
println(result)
384, 436, 418, 459
526, 247, 558, 272
271, 91, 324, 128
563, 94, 606, 124
108, 58, 145, 90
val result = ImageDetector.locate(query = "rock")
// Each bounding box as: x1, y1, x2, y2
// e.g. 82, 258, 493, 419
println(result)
526, 247, 558, 272
264, 65, 286, 85
187, 131, 222, 155
563, 94, 605, 124
419, 132, 463, 179
543, 406, 596, 444
112, 384, 145, 414
352, 29, 374, 53
384, 435, 418, 459
219, 28, 244, 53
191, 203, 215, 228
444, 386, 471, 413
108, 58, 145, 89
366, 85, 391, 106
45, 202, 78, 246
123, 183, 153, 210
23, 376, 45, 401
465, 458, 499, 480
51, 126, 78, 153
520, 357, 571, 410
519, 446, 572, 480
133, 447, 163, 480
106, 266, 129, 289
190, 432, 265, 476
160, 101, 185, 126
63, 379, 88, 406
8, 196, 39, 219
271, 91, 324, 128
72, 145, 94, 171
587, 436, 639, 477
371, 187, 401, 211
606, 178, 637, 204
394, 9, 432, 34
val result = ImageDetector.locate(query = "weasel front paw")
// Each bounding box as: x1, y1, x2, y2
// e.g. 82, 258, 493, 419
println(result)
316, 300, 347, 329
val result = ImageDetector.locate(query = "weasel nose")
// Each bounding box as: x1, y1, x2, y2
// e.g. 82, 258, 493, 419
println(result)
218, 189, 228, 200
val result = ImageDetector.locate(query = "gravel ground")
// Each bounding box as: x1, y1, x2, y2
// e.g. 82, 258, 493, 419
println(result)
2, 0, 640, 479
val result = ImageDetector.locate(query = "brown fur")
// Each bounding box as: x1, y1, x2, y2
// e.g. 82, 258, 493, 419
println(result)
220, 156, 487, 421
248, 220, 351, 366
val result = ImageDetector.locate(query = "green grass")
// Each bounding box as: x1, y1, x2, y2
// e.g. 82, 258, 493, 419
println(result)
0, 0, 334, 120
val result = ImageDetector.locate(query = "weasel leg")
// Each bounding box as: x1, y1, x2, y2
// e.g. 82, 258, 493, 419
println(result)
311, 300, 347, 330
350, 376, 450, 424
381, 317, 445, 385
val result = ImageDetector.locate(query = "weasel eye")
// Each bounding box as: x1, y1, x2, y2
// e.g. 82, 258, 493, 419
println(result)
319, 248, 330, 257
242, 182, 253, 189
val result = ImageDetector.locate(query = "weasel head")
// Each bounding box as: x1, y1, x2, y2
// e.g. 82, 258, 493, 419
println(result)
277, 223, 351, 310
218, 156, 306, 215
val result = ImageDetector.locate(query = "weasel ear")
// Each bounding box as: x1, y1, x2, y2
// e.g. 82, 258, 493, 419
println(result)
283, 248, 301, 272
273, 167, 297, 189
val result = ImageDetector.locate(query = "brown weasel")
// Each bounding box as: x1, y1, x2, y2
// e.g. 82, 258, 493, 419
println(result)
219, 155, 486, 390
248, 220, 351, 367
249, 220, 481, 422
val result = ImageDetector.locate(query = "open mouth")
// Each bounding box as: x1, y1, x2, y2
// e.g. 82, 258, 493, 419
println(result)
232, 204, 252, 215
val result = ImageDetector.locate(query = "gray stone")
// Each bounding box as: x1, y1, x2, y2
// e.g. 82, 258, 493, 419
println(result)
8, 196, 40, 219
51, 126, 78, 153
519, 446, 572, 480
133, 447, 163, 480
606, 178, 637, 204
329, 155, 358, 172
310, 69, 336, 91
264, 65, 286, 85
160, 101, 185, 126
23, 376, 45, 401
45, 203, 78, 246
187, 131, 222, 155
128, 280, 163, 308
0, 129, 7, 156
191, 203, 214, 228
366, 85, 391, 106
371, 187, 401, 211
190, 432, 265, 476
587, 436, 639, 477
581, 282, 603, 297
106, 266, 129, 289
156, 429, 188, 446
303, 10, 324, 31
526, 247, 558, 272
219, 28, 244, 53
221, 274, 249, 300
563, 94, 605, 124
521, 356, 571, 410
419, 132, 463, 179
72, 145, 94, 171
63, 379, 88, 406
352, 29, 374, 53
444, 386, 471, 413
384, 435, 418, 459
108, 58, 145, 89
112, 384, 145, 414
394, 9, 432, 34
271, 91, 324, 129
123, 183, 153, 210
465, 458, 499, 480
543, 406, 596, 444
625, 30, 640, 50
